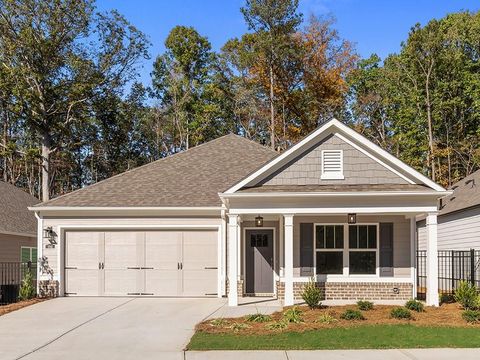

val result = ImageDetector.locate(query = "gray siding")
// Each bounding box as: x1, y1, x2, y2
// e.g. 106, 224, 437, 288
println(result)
263, 134, 408, 186
0, 233, 36, 262
418, 206, 480, 251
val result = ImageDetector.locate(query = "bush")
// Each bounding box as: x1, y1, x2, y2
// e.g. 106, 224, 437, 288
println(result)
244, 313, 272, 323
18, 269, 36, 301
439, 293, 455, 305
462, 309, 480, 323
283, 306, 303, 323
301, 277, 322, 309
340, 309, 365, 320
405, 299, 424, 312
265, 320, 288, 330
357, 300, 374, 311
316, 313, 337, 324
390, 307, 412, 320
454, 281, 478, 309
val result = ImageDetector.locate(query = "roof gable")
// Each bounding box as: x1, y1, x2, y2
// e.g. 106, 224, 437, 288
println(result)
439, 169, 480, 215
225, 119, 446, 193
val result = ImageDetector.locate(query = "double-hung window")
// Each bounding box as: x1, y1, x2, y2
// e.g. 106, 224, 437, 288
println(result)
315, 225, 344, 274
348, 225, 377, 274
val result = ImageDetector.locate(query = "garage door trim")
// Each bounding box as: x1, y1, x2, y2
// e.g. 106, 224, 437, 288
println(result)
57, 224, 222, 298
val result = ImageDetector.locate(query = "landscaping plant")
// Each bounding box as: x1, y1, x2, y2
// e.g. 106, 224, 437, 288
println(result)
209, 318, 227, 327
390, 307, 412, 320
340, 309, 365, 320
439, 293, 455, 305
357, 300, 374, 311
265, 320, 288, 330
316, 313, 338, 324
301, 277, 322, 309
462, 309, 480, 323
283, 306, 303, 323
405, 299, 424, 312
245, 313, 272, 323
18, 270, 36, 301
454, 281, 479, 309
230, 322, 250, 332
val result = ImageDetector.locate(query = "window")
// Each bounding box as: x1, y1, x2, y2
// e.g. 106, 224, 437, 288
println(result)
21, 247, 37, 263
321, 150, 344, 180
315, 225, 343, 274
250, 234, 268, 247
348, 225, 377, 274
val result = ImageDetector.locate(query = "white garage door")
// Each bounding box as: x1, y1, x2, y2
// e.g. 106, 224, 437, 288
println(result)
65, 230, 218, 297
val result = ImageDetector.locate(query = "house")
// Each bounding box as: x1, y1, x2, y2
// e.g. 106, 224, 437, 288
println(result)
29, 119, 449, 306
0, 181, 40, 263
418, 169, 480, 251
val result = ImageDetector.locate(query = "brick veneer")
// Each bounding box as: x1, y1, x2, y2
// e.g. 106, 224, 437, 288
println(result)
38, 280, 59, 298
276, 281, 412, 301
225, 279, 244, 296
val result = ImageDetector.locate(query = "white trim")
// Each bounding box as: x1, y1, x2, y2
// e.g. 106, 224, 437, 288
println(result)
220, 190, 452, 198
410, 217, 417, 299
320, 149, 344, 180
34, 213, 44, 295
283, 214, 294, 306
224, 118, 446, 193
280, 276, 413, 284
30, 206, 223, 212
229, 206, 438, 215
242, 227, 276, 296
228, 215, 239, 306
56, 224, 222, 299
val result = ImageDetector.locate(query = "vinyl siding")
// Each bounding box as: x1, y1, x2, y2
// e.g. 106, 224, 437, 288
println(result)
0, 233, 36, 262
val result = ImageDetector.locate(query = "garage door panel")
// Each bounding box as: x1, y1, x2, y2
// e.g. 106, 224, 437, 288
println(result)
145, 269, 180, 296
145, 231, 181, 269
65, 232, 103, 269
182, 231, 217, 270
104, 232, 143, 269
65, 269, 100, 296
182, 269, 217, 296
104, 269, 140, 295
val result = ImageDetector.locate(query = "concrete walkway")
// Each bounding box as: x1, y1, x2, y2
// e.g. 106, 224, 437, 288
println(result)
186, 349, 480, 360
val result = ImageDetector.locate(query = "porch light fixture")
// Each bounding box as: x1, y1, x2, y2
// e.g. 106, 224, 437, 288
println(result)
43, 227, 57, 248
255, 215, 264, 227
347, 213, 357, 224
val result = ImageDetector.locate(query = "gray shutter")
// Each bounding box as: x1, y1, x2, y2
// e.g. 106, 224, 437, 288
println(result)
379, 222, 394, 277
300, 223, 314, 276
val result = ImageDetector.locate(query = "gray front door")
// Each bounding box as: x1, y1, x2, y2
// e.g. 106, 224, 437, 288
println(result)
245, 229, 274, 294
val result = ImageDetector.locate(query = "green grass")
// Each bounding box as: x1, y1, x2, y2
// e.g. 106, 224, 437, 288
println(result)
187, 325, 480, 350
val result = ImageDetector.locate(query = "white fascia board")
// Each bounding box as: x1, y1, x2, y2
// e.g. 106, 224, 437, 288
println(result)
28, 206, 222, 211
229, 206, 438, 215
220, 190, 452, 198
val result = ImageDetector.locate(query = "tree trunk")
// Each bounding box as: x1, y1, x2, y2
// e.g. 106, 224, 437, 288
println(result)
41, 131, 52, 202
269, 63, 275, 150
425, 73, 436, 182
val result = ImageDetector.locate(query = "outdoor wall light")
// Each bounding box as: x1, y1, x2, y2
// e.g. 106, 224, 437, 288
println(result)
255, 215, 264, 227
43, 227, 57, 248
347, 213, 357, 224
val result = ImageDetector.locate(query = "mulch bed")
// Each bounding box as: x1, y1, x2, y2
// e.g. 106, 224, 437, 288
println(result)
0, 298, 47, 317
197, 303, 477, 335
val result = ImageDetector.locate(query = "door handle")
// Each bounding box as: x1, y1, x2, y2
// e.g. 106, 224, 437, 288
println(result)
102, 262, 104, 269
177, 262, 179, 270
99, 262, 101, 269
180, 262, 183, 270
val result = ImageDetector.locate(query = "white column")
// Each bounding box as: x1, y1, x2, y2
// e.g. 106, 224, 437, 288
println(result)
426, 213, 439, 306
34, 212, 43, 295
410, 217, 417, 299
284, 214, 294, 306
228, 214, 239, 306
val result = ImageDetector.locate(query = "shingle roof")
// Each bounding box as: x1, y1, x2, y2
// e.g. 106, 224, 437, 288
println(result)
439, 169, 480, 216
36, 134, 278, 208
0, 181, 40, 235
238, 184, 432, 193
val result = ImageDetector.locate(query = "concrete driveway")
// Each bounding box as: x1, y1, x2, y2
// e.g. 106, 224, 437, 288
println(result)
0, 297, 226, 360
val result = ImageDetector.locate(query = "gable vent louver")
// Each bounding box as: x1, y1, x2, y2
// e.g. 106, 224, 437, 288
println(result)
321, 150, 344, 180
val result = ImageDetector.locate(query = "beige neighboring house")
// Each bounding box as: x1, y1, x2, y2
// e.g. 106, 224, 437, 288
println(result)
418, 169, 480, 250
0, 181, 40, 263
30, 119, 450, 306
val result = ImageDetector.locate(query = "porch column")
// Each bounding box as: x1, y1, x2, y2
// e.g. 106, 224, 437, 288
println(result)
284, 214, 294, 306
228, 214, 239, 306
426, 213, 439, 306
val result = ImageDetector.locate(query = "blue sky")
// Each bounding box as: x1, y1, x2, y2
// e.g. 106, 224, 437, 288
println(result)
97, 0, 480, 87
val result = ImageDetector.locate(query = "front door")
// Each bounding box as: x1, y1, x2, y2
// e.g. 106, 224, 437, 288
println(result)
245, 229, 274, 294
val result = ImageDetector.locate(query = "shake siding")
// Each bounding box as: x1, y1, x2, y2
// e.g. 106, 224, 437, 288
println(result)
0, 233, 36, 262
264, 134, 408, 186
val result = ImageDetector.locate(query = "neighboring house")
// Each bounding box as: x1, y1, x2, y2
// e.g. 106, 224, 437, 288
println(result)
0, 181, 40, 263
418, 169, 480, 250
30, 119, 449, 306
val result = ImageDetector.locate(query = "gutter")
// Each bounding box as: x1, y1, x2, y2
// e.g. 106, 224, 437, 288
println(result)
219, 190, 453, 198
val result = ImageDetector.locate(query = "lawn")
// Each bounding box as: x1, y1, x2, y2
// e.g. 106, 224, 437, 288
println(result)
188, 324, 480, 350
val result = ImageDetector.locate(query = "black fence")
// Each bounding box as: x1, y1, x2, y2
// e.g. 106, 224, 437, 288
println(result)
0, 262, 37, 305
416, 249, 480, 300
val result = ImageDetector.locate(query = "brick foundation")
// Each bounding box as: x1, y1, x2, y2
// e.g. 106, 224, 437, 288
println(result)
38, 280, 59, 298
225, 279, 244, 296
277, 281, 412, 301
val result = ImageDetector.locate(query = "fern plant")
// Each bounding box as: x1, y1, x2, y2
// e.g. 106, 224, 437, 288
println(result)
18, 269, 36, 301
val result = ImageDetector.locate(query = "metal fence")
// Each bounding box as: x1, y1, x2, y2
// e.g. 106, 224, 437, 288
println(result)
0, 262, 37, 305
416, 249, 480, 300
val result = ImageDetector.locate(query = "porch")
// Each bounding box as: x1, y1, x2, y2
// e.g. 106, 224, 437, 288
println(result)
227, 211, 439, 307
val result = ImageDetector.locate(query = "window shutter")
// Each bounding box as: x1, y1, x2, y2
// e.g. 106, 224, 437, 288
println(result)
321, 150, 344, 179
379, 223, 394, 277
300, 223, 314, 276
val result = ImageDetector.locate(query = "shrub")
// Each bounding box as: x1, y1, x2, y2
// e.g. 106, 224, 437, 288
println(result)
265, 320, 288, 330
340, 309, 365, 320
439, 293, 455, 305
317, 313, 337, 324
301, 277, 322, 309
230, 322, 249, 332
357, 300, 374, 311
18, 270, 36, 301
209, 318, 227, 327
390, 307, 412, 320
283, 306, 303, 323
405, 299, 424, 312
454, 281, 478, 309
462, 309, 480, 323
244, 313, 272, 323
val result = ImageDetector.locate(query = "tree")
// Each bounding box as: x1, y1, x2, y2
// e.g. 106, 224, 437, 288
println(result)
0, 0, 149, 200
